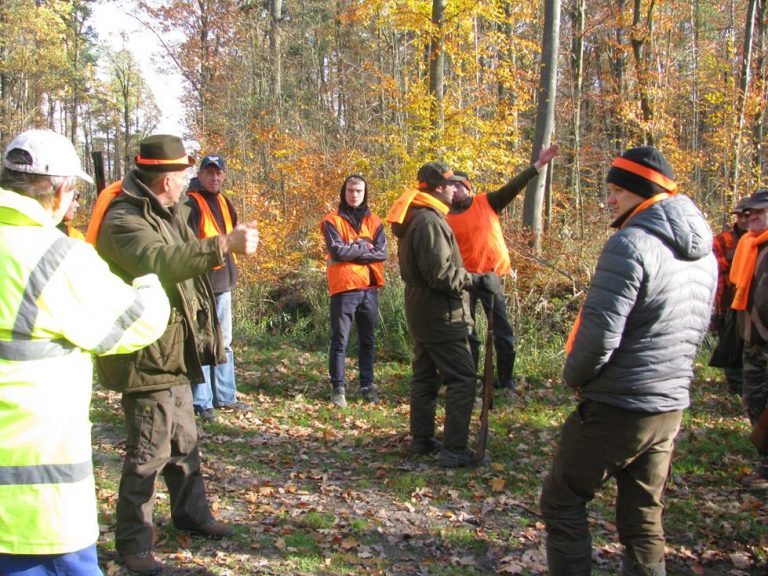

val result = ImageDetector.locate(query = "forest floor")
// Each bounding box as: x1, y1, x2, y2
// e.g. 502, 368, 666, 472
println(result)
91, 343, 767, 575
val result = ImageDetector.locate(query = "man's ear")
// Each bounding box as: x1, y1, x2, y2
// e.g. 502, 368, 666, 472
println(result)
52, 183, 66, 211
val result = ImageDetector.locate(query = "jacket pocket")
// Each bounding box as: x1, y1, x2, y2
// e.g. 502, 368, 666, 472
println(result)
136, 317, 187, 375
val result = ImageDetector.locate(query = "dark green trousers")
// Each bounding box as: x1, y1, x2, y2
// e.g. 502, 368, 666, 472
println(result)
115, 385, 214, 555
409, 338, 476, 450
540, 400, 682, 575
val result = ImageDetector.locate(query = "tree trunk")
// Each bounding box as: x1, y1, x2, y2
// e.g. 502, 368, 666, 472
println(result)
269, 0, 283, 121
567, 0, 585, 241
691, 0, 702, 191
730, 0, 758, 200
631, 0, 656, 146
752, 0, 768, 180
523, 0, 560, 254
429, 0, 446, 139
610, 0, 627, 153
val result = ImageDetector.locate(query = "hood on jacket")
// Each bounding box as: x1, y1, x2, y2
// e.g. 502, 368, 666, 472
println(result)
625, 194, 712, 261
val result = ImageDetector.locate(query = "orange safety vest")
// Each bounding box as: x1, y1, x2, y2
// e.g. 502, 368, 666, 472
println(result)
85, 180, 123, 245
446, 195, 511, 274
187, 192, 236, 269
321, 212, 385, 295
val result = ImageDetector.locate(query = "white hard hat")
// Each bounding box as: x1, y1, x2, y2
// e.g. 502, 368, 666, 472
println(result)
3, 129, 93, 184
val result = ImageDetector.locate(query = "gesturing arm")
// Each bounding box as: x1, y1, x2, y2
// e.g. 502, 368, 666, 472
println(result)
486, 143, 560, 213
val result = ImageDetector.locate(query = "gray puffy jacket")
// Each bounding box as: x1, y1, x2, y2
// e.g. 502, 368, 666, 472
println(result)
563, 194, 717, 412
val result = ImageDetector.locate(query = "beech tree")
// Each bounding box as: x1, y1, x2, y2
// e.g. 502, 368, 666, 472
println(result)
523, 0, 560, 253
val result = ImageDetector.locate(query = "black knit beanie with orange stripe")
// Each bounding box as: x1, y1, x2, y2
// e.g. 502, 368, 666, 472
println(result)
606, 146, 674, 199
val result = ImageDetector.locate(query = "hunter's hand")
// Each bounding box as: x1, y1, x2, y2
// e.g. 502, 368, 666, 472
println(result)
223, 222, 259, 255
534, 143, 560, 171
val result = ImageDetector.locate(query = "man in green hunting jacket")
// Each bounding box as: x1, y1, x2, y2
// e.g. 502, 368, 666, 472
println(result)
90, 134, 259, 575
387, 161, 499, 468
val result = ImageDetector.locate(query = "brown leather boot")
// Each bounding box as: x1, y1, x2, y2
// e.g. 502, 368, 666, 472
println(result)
182, 520, 234, 539
121, 551, 163, 575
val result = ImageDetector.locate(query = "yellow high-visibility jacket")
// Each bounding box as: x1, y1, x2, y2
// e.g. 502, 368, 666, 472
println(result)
0, 187, 170, 555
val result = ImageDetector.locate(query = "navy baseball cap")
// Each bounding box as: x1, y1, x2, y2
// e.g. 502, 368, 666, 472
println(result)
200, 155, 225, 170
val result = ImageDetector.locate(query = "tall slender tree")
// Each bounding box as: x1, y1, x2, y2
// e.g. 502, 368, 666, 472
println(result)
523, 0, 560, 253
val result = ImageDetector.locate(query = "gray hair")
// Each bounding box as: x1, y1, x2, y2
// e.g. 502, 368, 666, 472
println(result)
135, 168, 172, 189
0, 166, 74, 207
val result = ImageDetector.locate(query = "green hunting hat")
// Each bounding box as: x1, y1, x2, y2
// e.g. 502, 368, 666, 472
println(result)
417, 161, 464, 189
731, 198, 750, 214
134, 134, 195, 172
744, 190, 768, 211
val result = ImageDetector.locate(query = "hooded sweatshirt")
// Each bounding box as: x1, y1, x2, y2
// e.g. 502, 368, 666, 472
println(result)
564, 194, 717, 412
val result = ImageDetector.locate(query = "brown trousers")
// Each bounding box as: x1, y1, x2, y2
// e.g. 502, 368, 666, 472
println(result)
540, 400, 682, 575
409, 337, 476, 450
115, 385, 214, 555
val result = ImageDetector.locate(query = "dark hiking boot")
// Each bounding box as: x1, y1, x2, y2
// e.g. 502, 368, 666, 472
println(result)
361, 386, 380, 404
121, 551, 163, 575
409, 436, 442, 455
437, 447, 489, 468
181, 520, 234, 539
495, 377, 516, 392
194, 407, 216, 422
742, 470, 768, 489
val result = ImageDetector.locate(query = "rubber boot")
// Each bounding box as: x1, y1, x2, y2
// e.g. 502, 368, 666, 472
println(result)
622, 556, 666, 576
546, 537, 592, 576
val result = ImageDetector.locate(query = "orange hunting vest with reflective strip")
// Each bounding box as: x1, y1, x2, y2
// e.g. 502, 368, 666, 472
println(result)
321, 212, 385, 295
187, 192, 235, 269
446, 195, 511, 275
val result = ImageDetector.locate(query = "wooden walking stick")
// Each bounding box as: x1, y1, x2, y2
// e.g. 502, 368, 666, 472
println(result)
475, 294, 494, 464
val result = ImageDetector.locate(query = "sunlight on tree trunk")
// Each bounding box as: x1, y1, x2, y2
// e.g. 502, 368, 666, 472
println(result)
731, 0, 758, 201
429, 0, 445, 142
523, 0, 560, 254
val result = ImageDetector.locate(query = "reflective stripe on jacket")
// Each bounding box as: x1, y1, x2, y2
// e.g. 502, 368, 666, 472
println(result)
0, 187, 170, 554
446, 194, 511, 274
321, 212, 385, 295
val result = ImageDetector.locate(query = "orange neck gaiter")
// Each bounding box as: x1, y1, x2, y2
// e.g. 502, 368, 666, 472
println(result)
730, 229, 768, 310
386, 189, 448, 224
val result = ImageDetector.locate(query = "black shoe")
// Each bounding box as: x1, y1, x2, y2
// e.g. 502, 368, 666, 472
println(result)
194, 407, 216, 422
361, 386, 380, 404
180, 520, 234, 539
494, 377, 516, 392
437, 447, 489, 468
410, 436, 442, 455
